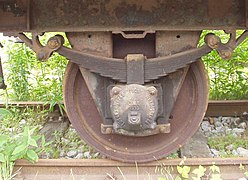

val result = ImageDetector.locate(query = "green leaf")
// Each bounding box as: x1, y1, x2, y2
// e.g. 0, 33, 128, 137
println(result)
10, 154, 22, 162
183, 166, 191, 174
0, 108, 11, 119
23, 127, 29, 137
181, 166, 191, 179
29, 138, 38, 147
192, 165, 206, 178
0, 135, 9, 146
239, 163, 245, 170
210, 165, 220, 173
4, 144, 16, 156
244, 171, 248, 178
177, 166, 183, 174
26, 149, 38, 162
29, 127, 37, 135
12, 145, 26, 155
0, 153, 5, 162
182, 172, 189, 179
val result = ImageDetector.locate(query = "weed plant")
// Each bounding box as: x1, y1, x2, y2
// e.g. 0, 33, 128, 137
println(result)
0, 106, 53, 179
1, 33, 68, 113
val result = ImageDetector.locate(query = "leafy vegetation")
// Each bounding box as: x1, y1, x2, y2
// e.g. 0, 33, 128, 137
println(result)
0, 126, 49, 180
0, 106, 96, 160
200, 30, 248, 100
1, 33, 68, 113
157, 164, 222, 180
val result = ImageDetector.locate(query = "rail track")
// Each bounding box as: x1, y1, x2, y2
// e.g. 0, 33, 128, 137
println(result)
14, 158, 248, 180
1, 100, 248, 117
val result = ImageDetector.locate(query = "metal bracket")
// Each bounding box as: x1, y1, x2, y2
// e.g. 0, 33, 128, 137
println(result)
205, 30, 248, 60
126, 54, 145, 84
17, 33, 64, 61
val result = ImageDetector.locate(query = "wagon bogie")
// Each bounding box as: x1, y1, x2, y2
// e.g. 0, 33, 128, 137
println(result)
0, 0, 247, 162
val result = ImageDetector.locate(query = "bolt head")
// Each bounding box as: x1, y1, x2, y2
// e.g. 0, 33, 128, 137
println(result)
48, 39, 59, 49
111, 87, 121, 96
147, 86, 157, 96
220, 50, 232, 60
160, 126, 167, 133
47, 36, 64, 49
205, 34, 220, 49
105, 128, 113, 134
209, 38, 219, 48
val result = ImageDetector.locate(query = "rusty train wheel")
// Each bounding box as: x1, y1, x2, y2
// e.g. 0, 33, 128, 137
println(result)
63, 61, 208, 163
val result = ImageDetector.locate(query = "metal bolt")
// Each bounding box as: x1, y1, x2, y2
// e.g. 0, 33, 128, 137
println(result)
159, 126, 168, 133
105, 128, 113, 134
220, 50, 232, 60
48, 38, 60, 49
205, 34, 220, 49
111, 87, 121, 96
47, 36, 64, 49
147, 86, 157, 96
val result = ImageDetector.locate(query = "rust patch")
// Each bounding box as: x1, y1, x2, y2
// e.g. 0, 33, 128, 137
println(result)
0, 0, 29, 31
105, 0, 159, 15
208, 0, 233, 18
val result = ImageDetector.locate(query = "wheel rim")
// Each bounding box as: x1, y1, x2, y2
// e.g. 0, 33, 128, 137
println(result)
63, 61, 208, 162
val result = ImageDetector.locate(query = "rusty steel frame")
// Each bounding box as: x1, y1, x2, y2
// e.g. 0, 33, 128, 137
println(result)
14, 30, 248, 83
14, 158, 248, 180
0, 0, 248, 32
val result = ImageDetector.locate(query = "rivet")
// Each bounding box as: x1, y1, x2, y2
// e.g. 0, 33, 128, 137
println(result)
105, 128, 112, 134
112, 87, 121, 96
147, 86, 157, 96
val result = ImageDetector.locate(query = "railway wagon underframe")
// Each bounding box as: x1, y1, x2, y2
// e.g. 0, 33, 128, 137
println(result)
0, 0, 248, 162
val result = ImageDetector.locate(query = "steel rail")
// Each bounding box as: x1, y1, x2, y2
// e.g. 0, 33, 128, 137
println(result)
0, 100, 247, 117
14, 158, 248, 180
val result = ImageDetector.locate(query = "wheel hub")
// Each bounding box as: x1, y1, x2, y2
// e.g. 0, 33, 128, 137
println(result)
108, 84, 162, 136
